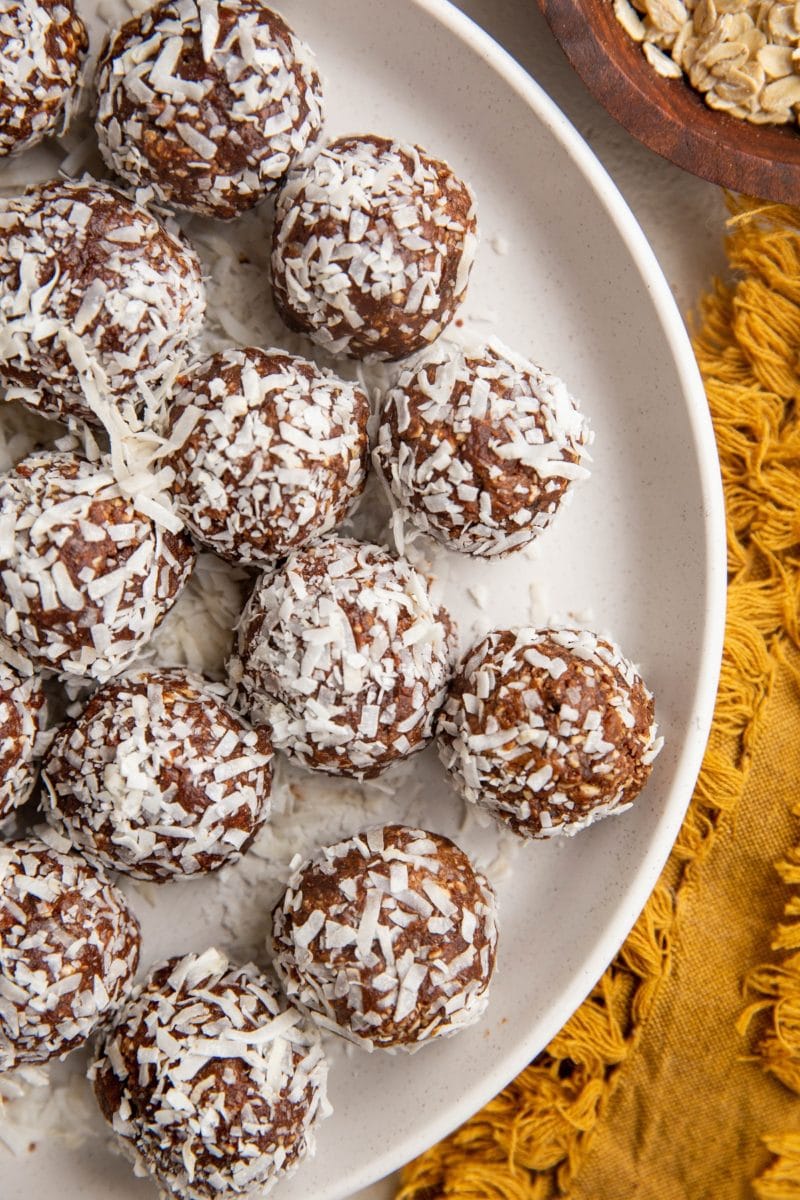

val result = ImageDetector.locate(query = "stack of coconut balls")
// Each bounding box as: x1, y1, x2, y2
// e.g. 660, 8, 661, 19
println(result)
0, 1, 664, 1197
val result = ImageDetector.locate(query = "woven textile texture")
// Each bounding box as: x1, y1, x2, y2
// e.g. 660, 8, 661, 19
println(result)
395, 197, 800, 1200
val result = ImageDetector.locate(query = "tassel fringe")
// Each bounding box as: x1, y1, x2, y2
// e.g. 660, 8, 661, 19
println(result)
397, 197, 800, 1200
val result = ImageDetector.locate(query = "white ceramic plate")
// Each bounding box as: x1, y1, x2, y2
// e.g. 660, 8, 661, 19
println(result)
1, 1, 726, 1198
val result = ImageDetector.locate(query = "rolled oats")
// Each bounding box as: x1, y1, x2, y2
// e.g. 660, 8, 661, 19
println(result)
615, 0, 647, 40
643, 39, 686, 72
615, 0, 800, 125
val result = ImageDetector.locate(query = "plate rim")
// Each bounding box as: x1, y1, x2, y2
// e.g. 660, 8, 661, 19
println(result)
325, 1, 727, 1194
0, 3, 727, 1196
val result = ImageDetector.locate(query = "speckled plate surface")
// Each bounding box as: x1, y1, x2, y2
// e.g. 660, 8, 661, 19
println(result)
1, 1, 725, 1198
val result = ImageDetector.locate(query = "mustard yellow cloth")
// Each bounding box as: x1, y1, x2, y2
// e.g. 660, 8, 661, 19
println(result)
396, 197, 800, 1200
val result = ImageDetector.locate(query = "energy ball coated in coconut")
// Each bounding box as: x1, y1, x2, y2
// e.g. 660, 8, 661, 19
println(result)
438, 626, 664, 839
0, 178, 206, 425
0, 656, 45, 820
0, 450, 195, 682
43, 667, 274, 882
90, 948, 330, 1200
0, 0, 88, 158
165, 347, 369, 566
271, 825, 498, 1052
95, 0, 324, 220
374, 338, 592, 557
228, 536, 454, 778
271, 134, 478, 361
0, 835, 141, 1071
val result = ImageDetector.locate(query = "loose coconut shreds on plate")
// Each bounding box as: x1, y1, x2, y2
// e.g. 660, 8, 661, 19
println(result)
42, 666, 274, 881
203, 747, 522, 972
182, 206, 404, 433
0, 1, 542, 1160
95, 0, 324, 219
0, 752, 522, 1160
0, 1060, 107, 1156
0, 260, 197, 547
185, 204, 410, 415
90, 948, 330, 1200
135, 551, 248, 682
271, 824, 499, 1052
373, 336, 592, 558
0, 0, 88, 158
0, 400, 63, 474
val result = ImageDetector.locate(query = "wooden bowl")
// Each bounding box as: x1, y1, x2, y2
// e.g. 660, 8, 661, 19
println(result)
536, 0, 800, 202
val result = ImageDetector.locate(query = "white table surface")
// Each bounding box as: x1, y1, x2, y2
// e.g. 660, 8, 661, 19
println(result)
348, 2, 726, 1198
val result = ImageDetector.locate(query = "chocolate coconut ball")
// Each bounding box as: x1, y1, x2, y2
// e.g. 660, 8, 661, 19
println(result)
165, 347, 369, 566
0, 656, 45, 820
0, 450, 195, 681
0, 835, 140, 1071
228, 536, 454, 778
0, 0, 88, 157
0, 178, 205, 424
374, 338, 591, 557
95, 0, 324, 220
271, 825, 498, 1051
438, 626, 663, 839
43, 667, 273, 882
271, 134, 478, 361
90, 948, 329, 1200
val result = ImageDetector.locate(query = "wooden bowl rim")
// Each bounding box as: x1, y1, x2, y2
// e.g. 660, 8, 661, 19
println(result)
536, 0, 800, 203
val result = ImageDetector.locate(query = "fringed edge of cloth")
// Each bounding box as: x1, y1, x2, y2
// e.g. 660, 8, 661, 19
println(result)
397, 195, 800, 1200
